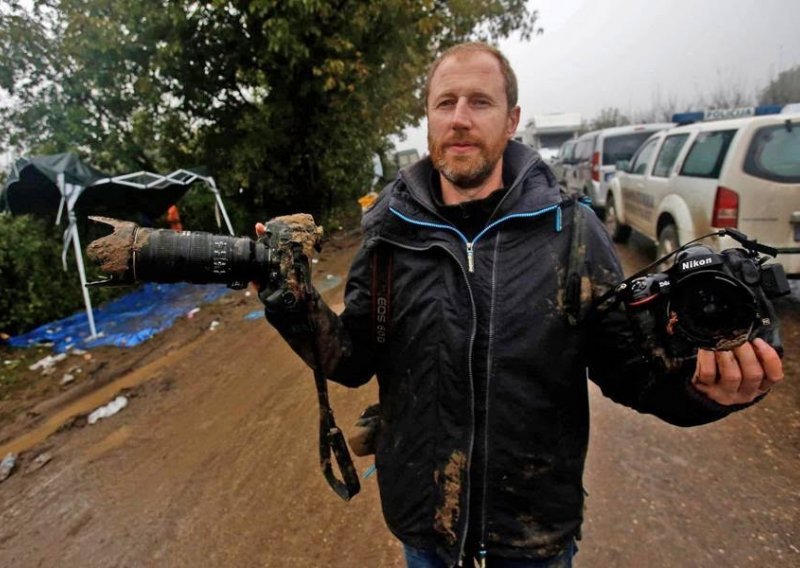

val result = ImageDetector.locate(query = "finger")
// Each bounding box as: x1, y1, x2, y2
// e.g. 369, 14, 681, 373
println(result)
691, 380, 734, 406
715, 350, 742, 395
692, 349, 718, 386
753, 338, 784, 392
731, 342, 763, 399
255, 222, 267, 237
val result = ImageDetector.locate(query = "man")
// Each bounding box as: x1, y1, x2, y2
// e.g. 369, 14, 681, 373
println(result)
258, 42, 783, 567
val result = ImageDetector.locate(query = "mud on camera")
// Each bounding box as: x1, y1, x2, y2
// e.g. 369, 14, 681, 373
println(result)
613, 233, 790, 369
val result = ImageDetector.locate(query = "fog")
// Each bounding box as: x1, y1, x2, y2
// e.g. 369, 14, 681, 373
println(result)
397, 0, 800, 155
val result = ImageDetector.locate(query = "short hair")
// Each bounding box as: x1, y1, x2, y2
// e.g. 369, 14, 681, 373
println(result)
423, 42, 518, 111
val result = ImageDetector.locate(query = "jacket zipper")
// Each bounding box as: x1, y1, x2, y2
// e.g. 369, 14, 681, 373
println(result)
478, 234, 502, 566
386, 202, 563, 565
389, 205, 563, 273
372, 236, 479, 564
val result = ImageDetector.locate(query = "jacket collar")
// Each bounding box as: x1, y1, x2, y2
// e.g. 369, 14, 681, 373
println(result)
363, 141, 564, 248
398, 140, 561, 221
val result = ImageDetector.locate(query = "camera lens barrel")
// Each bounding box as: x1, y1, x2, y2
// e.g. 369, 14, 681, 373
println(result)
133, 228, 270, 289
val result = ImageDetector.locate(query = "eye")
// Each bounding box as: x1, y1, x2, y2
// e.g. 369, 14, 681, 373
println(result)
436, 98, 456, 109
471, 98, 491, 108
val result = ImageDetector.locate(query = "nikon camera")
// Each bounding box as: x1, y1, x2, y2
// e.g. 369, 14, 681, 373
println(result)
615, 242, 790, 365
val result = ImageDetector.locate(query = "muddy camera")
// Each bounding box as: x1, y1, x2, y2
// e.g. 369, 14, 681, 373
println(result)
85, 215, 323, 310
614, 230, 790, 359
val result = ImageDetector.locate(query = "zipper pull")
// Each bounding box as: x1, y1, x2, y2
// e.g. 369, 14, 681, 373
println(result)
478, 546, 487, 568
466, 242, 475, 273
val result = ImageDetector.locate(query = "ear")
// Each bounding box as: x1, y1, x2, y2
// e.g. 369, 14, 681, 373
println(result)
506, 105, 521, 138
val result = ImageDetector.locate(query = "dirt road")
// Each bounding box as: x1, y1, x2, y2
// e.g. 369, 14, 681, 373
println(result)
0, 231, 797, 567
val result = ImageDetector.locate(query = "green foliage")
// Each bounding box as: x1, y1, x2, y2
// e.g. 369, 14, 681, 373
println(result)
172, 184, 251, 235
760, 66, 800, 105
1, 0, 541, 226
0, 213, 128, 335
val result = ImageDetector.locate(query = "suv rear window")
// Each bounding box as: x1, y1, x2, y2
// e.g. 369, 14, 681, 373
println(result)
602, 132, 653, 165
743, 122, 800, 183
680, 130, 737, 178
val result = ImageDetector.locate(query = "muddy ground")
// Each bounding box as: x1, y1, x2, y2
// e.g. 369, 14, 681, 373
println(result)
0, 230, 797, 567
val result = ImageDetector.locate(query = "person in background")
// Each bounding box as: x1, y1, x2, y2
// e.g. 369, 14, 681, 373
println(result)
166, 204, 183, 232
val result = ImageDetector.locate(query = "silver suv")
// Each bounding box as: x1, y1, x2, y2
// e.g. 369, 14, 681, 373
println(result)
567, 123, 673, 213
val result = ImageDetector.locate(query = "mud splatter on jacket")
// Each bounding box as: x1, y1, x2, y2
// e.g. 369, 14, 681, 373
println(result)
267, 141, 736, 567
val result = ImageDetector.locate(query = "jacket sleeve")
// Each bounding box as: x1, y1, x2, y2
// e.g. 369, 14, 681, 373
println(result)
264, 240, 377, 389
581, 213, 746, 427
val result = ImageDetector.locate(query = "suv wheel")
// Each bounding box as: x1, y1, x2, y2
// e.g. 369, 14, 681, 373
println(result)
656, 224, 679, 269
604, 194, 631, 243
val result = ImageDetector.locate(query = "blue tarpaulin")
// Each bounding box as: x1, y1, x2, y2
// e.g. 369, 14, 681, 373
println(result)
9, 283, 231, 353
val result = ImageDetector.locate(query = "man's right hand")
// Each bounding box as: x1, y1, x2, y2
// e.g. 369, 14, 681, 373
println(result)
253, 221, 299, 312
253, 217, 322, 313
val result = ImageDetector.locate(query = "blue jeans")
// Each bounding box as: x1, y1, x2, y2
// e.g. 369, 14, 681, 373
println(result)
403, 540, 577, 568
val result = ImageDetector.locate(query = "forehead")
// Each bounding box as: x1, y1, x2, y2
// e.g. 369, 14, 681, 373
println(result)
428, 51, 506, 100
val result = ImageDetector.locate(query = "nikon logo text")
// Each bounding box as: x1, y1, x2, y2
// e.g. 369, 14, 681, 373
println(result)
681, 258, 712, 271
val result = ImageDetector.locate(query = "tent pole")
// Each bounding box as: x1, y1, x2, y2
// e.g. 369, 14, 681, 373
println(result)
68, 212, 98, 338
208, 177, 235, 235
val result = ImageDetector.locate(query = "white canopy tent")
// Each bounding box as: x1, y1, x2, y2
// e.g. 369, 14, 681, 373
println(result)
3, 154, 235, 338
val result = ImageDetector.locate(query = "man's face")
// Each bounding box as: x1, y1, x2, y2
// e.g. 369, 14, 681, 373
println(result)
426, 51, 520, 189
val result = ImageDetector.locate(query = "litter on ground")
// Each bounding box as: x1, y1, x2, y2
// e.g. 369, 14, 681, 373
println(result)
87, 396, 129, 425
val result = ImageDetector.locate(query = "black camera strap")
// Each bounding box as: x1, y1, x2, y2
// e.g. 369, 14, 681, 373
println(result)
295, 250, 360, 501
564, 195, 591, 326
312, 365, 361, 500
371, 244, 393, 348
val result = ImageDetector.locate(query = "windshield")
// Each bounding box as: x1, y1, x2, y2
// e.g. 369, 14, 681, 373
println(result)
603, 132, 655, 165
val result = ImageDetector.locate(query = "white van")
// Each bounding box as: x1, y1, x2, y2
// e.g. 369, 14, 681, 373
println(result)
606, 108, 800, 276
567, 123, 673, 212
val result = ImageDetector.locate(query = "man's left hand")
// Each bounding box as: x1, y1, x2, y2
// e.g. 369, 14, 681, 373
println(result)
692, 338, 784, 406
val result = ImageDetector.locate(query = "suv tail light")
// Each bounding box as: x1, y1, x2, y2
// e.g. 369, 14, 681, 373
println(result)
591, 151, 600, 182
712, 186, 739, 228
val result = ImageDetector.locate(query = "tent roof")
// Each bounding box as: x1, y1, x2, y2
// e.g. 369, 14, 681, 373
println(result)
1, 152, 196, 221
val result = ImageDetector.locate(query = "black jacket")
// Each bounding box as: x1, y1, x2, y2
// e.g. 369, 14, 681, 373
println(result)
268, 141, 736, 566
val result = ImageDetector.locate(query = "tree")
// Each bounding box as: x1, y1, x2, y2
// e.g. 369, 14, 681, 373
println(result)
1, 0, 542, 224
591, 107, 630, 130
760, 65, 800, 105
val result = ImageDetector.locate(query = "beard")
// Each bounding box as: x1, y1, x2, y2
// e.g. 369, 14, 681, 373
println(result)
428, 132, 507, 190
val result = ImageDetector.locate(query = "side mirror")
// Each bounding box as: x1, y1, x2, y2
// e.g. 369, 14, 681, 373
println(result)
616, 160, 630, 173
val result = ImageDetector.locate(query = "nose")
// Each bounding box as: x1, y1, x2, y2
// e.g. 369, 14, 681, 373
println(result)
451, 97, 472, 130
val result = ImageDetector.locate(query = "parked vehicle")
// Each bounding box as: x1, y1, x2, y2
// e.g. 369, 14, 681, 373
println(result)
566, 123, 673, 214
605, 106, 800, 276
551, 139, 577, 188
537, 146, 560, 164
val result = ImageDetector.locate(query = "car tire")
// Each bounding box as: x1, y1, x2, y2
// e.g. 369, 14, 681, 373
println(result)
604, 195, 631, 243
656, 223, 679, 269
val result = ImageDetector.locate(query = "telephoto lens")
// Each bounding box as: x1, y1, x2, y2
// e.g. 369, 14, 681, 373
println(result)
86, 217, 271, 289
133, 228, 271, 289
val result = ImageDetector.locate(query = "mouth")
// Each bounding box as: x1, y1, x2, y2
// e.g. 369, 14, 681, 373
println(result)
446, 142, 480, 153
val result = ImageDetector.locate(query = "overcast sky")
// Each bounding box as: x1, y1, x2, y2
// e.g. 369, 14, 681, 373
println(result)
395, 0, 800, 155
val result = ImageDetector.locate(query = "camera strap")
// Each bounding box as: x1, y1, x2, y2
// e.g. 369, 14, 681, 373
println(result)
564, 195, 591, 326
371, 244, 393, 348
297, 253, 360, 501
312, 365, 361, 501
